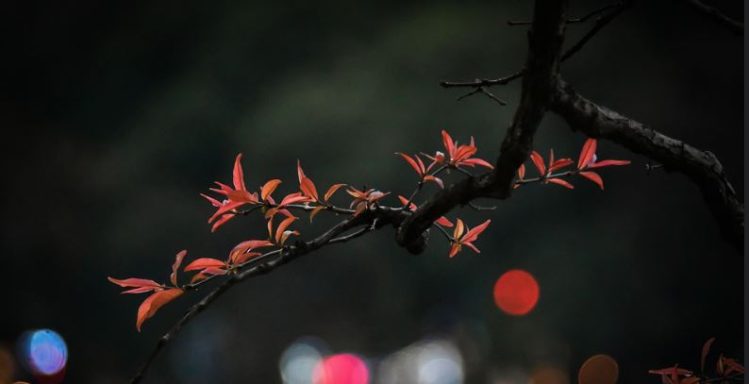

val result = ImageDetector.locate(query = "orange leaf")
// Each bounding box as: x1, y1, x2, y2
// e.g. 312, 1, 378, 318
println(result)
547, 178, 574, 189
324, 184, 346, 202
275, 216, 298, 244
530, 151, 546, 175
136, 288, 183, 332
453, 218, 465, 240
261, 179, 282, 201
296, 160, 307, 183
183, 258, 227, 272
300, 177, 319, 201
233, 153, 246, 191
578, 138, 597, 169
309, 205, 326, 222
171, 250, 187, 286
579, 171, 604, 190
701, 337, 716, 373
229, 240, 273, 264
517, 163, 526, 179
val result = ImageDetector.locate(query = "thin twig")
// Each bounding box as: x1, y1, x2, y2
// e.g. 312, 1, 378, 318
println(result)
440, 1, 630, 97
468, 202, 497, 211
507, 2, 621, 25
681, 0, 743, 35
128, 214, 387, 383
560, 1, 630, 62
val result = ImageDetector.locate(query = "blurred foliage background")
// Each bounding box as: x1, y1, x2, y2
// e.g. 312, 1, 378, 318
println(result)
1, 0, 743, 383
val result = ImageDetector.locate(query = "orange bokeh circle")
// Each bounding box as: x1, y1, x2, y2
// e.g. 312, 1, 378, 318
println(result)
578, 354, 619, 384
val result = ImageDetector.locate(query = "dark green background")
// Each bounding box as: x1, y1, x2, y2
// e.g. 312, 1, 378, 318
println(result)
1, 0, 743, 382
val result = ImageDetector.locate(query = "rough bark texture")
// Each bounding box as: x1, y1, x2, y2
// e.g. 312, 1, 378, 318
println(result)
551, 79, 743, 250
397, 0, 569, 251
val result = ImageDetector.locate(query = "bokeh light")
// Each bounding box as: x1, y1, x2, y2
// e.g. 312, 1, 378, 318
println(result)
313, 353, 369, 384
376, 339, 464, 384
529, 366, 569, 384
280, 338, 326, 384
577, 354, 618, 384
0, 347, 15, 384
18, 329, 67, 377
493, 269, 540, 316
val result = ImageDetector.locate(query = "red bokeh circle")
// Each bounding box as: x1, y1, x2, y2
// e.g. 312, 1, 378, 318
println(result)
493, 269, 540, 316
313, 353, 369, 384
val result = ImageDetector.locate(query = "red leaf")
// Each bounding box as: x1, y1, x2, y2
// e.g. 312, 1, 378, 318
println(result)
207, 200, 244, 224
701, 337, 715, 373
423, 175, 444, 189
210, 213, 235, 232
460, 157, 494, 169
397, 153, 424, 176
579, 171, 604, 190
108, 277, 161, 290
549, 158, 574, 172
183, 258, 227, 272
462, 241, 480, 253
233, 153, 246, 191
324, 183, 346, 202
441, 130, 456, 158
201, 193, 223, 207
530, 151, 546, 175
648, 367, 693, 377
435, 216, 454, 228
260, 179, 282, 201
578, 138, 597, 169
461, 219, 491, 244
171, 250, 187, 286
122, 287, 161, 294
233, 252, 262, 265
724, 358, 745, 375
279, 192, 310, 207
136, 288, 183, 332
547, 178, 574, 189
589, 159, 631, 168
448, 243, 462, 258
517, 164, 526, 179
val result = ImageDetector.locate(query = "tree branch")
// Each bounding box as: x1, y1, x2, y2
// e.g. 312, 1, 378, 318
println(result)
440, 1, 628, 98
550, 79, 743, 251
397, 0, 569, 251
681, 0, 743, 35
129, 209, 405, 383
